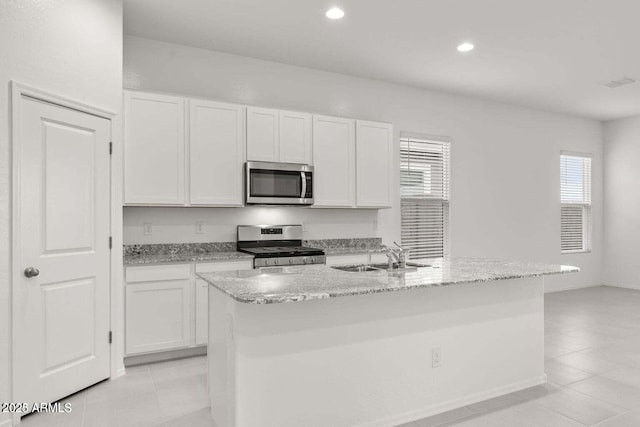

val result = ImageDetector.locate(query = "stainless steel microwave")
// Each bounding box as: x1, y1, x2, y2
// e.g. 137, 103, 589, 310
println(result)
245, 161, 314, 205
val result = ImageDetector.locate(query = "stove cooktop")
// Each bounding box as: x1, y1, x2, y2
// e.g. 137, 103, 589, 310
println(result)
236, 225, 326, 267
238, 246, 325, 257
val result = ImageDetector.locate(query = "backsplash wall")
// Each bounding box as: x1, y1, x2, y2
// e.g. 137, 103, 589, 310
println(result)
123, 206, 380, 244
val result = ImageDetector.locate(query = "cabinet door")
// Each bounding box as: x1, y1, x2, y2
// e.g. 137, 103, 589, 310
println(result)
124, 91, 185, 204
195, 260, 253, 345
189, 100, 245, 206
125, 279, 191, 355
247, 107, 279, 162
195, 279, 209, 346
312, 115, 355, 207
279, 110, 312, 164
356, 120, 393, 208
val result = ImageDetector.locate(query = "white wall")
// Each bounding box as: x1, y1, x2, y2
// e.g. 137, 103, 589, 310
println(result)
603, 115, 640, 289
0, 2, 123, 425
123, 35, 604, 292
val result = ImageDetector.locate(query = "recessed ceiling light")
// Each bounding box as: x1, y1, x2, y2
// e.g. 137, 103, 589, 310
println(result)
326, 7, 345, 20
457, 42, 475, 52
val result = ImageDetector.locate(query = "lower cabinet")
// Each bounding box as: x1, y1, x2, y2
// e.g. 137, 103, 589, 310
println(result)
125, 264, 191, 355
194, 260, 253, 346
125, 259, 253, 356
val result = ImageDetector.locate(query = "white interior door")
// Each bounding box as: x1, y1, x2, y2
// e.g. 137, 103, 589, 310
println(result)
14, 95, 111, 408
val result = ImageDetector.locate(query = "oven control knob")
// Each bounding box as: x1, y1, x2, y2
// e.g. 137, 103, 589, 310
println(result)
265, 259, 272, 266
289, 259, 294, 264
302, 257, 309, 264
274, 259, 280, 265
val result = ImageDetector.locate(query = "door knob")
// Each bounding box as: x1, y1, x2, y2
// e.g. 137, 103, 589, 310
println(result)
24, 267, 40, 278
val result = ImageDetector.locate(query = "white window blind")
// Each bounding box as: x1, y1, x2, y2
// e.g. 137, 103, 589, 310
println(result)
560, 153, 592, 253
400, 135, 450, 259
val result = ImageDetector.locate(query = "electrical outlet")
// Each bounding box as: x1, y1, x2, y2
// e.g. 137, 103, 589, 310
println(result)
432, 347, 442, 368
143, 223, 152, 236
302, 223, 308, 232
196, 221, 204, 234
373, 217, 378, 231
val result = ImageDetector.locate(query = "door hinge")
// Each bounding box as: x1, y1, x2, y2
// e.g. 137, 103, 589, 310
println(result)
109, 331, 112, 344
109, 236, 112, 249
109, 141, 113, 155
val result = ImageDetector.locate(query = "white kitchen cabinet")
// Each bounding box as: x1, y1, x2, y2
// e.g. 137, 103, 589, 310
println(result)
247, 108, 312, 164
194, 260, 253, 346
124, 260, 254, 357
312, 115, 356, 207
279, 110, 312, 164
189, 100, 245, 206
124, 91, 186, 205
356, 120, 393, 208
246, 107, 279, 162
194, 279, 209, 346
125, 264, 191, 355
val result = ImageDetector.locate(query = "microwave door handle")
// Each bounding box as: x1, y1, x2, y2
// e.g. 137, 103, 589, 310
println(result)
301, 172, 307, 199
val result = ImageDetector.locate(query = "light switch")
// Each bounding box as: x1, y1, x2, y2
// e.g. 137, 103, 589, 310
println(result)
143, 223, 152, 236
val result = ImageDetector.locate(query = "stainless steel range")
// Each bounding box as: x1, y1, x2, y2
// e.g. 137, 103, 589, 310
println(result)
237, 225, 326, 268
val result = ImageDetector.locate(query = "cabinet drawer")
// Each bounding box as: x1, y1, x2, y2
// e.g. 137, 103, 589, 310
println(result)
126, 264, 191, 283
196, 260, 254, 273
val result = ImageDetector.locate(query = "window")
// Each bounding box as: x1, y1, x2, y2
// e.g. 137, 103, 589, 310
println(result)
400, 134, 450, 259
560, 153, 592, 253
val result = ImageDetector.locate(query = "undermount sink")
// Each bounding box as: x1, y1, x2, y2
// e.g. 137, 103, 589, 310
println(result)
331, 264, 381, 273
332, 262, 433, 273
369, 262, 432, 270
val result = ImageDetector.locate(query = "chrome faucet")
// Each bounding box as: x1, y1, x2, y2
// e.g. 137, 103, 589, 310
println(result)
383, 242, 409, 269
393, 241, 409, 268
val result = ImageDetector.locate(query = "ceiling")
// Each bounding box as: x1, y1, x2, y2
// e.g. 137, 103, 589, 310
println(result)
124, 0, 640, 121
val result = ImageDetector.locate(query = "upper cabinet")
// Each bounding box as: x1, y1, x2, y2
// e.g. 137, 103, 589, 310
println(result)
247, 107, 312, 164
124, 91, 186, 205
356, 120, 393, 208
312, 115, 356, 207
189, 100, 245, 206
279, 110, 312, 164
123, 90, 392, 209
246, 107, 279, 162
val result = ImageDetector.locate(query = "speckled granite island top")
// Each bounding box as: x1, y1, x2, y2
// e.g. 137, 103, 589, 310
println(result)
197, 258, 579, 304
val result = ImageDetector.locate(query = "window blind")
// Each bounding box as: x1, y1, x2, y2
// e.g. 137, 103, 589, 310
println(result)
400, 136, 450, 259
560, 153, 591, 253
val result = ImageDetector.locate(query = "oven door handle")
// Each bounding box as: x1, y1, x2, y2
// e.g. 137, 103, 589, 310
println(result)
301, 171, 307, 199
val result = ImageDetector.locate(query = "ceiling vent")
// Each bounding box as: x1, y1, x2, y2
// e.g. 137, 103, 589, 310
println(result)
602, 77, 637, 89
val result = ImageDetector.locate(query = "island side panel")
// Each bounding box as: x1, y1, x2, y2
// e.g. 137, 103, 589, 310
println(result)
213, 277, 545, 427
208, 286, 238, 427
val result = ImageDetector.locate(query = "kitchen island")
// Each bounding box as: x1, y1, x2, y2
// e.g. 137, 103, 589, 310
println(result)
198, 258, 578, 427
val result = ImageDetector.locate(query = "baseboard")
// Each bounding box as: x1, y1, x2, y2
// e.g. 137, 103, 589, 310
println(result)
544, 282, 601, 293
356, 375, 547, 427
124, 346, 206, 367
116, 366, 126, 378
602, 283, 640, 290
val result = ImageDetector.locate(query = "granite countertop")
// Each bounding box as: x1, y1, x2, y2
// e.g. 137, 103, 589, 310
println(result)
123, 238, 384, 265
197, 258, 579, 304
123, 242, 253, 265
323, 246, 387, 255
124, 251, 253, 266
304, 238, 385, 255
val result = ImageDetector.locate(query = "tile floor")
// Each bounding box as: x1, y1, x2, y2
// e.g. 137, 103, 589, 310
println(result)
20, 285, 640, 427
